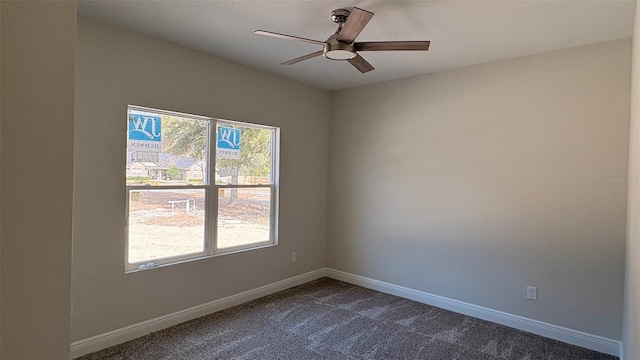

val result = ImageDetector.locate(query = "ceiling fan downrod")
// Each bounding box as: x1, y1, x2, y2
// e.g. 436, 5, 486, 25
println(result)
325, 8, 356, 60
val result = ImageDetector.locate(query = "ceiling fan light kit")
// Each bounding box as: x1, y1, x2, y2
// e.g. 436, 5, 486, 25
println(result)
323, 41, 356, 60
255, 7, 430, 73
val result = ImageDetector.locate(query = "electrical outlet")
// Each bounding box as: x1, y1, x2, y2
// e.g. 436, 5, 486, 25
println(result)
291, 252, 297, 263
527, 286, 538, 301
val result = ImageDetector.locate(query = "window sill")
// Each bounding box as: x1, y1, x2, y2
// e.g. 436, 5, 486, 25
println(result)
125, 242, 278, 274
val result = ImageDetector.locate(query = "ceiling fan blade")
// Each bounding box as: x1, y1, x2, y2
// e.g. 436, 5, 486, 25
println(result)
355, 41, 431, 51
254, 30, 325, 46
281, 50, 323, 65
348, 54, 374, 73
336, 7, 374, 43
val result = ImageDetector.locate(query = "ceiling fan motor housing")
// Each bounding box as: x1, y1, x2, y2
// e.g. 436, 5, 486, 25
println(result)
324, 9, 357, 60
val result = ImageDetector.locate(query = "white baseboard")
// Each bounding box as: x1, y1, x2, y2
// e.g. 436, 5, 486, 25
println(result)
325, 268, 621, 357
71, 267, 621, 358
70, 268, 326, 358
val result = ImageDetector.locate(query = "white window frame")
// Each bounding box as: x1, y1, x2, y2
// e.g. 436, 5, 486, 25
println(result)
125, 106, 279, 272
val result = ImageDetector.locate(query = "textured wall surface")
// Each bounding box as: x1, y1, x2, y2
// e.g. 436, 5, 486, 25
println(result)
328, 39, 631, 340
1, 1, 76, 358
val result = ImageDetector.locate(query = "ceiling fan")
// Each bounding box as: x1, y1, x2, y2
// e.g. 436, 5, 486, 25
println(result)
255, 7, 430, 73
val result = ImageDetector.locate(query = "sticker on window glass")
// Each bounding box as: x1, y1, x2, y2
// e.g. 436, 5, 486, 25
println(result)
217, 127, 241, 159
128, 113, 162, 152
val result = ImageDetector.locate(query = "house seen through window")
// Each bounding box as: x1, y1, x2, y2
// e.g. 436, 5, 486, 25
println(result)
126, 106, 279, 271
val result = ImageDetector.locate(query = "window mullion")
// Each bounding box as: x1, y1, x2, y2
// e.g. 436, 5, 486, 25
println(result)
215, 184, 272, 189
207, 121, 218, 255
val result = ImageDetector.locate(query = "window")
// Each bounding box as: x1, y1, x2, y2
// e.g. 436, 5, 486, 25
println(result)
126, 106, 279, 272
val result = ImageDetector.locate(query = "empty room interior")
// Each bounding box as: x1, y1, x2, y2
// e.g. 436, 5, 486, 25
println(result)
2, 0, 640, 359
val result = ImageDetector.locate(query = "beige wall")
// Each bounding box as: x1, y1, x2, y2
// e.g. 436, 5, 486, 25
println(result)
328, 39, 630, 340
72, 18, 329, 341
623, 1, 640, 358
0, 1, 76, 358
0, 3, 3, 359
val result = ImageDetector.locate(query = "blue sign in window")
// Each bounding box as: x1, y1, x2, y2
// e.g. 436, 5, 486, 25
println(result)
129, 114, 161, 141
217, 127, 241, 150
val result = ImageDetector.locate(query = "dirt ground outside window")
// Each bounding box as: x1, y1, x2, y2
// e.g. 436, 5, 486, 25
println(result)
128, 189, 270, 263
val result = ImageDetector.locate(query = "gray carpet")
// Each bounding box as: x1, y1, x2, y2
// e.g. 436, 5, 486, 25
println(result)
76, 278, 617, 360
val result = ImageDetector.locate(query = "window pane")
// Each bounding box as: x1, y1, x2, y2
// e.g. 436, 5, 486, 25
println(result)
128, 189, 205, 263
217, 187, 271, 249
127, 109, 208, 186
215, 124, 272, 185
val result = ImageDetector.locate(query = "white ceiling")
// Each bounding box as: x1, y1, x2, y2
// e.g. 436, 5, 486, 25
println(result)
78, 0, 636, 91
